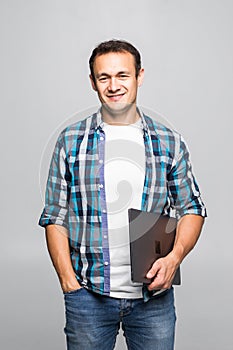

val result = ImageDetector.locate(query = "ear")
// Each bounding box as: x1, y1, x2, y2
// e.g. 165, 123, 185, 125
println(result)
89, 74, 97, 91
137, 68, 144, 87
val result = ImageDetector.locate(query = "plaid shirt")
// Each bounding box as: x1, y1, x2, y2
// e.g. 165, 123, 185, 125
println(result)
39, 109, 207, 300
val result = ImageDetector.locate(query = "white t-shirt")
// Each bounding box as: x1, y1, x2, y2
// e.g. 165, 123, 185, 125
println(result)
103, 119, 145, 298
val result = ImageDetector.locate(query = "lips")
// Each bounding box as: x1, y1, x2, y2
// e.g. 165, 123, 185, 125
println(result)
107, 93, 125, 101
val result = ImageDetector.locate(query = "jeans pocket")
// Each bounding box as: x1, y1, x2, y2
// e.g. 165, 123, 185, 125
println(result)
63, 287, 84, 296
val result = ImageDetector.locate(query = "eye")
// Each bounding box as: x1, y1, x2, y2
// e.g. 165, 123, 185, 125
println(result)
98, 76, 108, 82
118, 74, 129, 79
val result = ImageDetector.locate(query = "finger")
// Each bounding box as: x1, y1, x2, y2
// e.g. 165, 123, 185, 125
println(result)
148, 267, 174, 290
146, 260, 160, 279
148, 278, 172, 291
147, 270, 165, 290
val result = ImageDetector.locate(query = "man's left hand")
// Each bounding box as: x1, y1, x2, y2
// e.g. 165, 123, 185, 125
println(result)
146, 255, 179, 291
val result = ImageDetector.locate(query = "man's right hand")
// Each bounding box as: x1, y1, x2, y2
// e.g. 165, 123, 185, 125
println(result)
62, 279, 82, 293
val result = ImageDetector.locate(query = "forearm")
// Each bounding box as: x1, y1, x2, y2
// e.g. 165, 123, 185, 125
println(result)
45, 224, 80, 292
170, 214, 205, 266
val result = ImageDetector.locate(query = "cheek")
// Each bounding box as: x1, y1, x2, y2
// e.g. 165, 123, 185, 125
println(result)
95, 85, 105, 96
128, 84, 137, 94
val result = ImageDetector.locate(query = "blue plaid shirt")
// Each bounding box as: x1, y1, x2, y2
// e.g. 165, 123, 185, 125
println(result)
39, 109, 207, 300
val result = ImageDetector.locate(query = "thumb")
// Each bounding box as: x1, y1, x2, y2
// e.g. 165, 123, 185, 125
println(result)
146, 260, 160, 279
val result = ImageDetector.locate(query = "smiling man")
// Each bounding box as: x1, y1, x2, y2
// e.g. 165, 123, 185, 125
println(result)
90, 50, 144, 121
39, 39, 207, 350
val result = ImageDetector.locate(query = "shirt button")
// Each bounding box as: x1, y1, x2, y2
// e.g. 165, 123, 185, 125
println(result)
100, 136, 104, 141
102, 209, 106, 213
99, 184, 104, 189
104, 235, 107, 239
99, 159, 103, 164
104, 261, 109, 266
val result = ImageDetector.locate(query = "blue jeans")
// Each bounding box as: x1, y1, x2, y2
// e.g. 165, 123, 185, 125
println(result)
64, 287, 176, 350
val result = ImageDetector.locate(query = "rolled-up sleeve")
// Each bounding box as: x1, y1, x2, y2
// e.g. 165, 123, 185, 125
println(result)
167, 136, 207, 219
39, 134, 71, 228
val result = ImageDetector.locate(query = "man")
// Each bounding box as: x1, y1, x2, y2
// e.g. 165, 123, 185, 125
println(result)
39, 39, 207, 349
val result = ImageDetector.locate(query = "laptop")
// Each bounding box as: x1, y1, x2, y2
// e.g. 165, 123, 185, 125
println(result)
128, 208, 181, 285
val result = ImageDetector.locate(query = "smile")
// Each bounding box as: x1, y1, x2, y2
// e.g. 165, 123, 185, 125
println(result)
107, 93, 125, 101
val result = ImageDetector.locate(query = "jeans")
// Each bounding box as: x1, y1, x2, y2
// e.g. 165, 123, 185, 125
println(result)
64, 287, 176, 350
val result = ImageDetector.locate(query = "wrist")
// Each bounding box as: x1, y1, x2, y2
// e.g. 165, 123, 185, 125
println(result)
61, 280, 81, 292
168, 248, 183, 267
59, 274, 80, 292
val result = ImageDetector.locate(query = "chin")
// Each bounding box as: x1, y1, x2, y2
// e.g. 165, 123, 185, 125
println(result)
103, 102, 133, 115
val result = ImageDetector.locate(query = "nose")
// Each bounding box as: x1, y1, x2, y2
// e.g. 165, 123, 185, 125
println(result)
108, 78, 120, 92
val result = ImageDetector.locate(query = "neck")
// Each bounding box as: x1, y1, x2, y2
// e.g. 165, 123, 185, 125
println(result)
101, 103, 139, 125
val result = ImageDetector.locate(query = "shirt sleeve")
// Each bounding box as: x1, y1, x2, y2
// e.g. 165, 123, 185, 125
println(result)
167, 135, 207, 219
38, 133, 71, 228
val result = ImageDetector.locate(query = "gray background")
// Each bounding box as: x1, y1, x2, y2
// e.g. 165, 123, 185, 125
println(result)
1, 0, 232, 349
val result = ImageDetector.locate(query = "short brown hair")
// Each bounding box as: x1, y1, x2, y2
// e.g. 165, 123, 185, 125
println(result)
89, 39, 141, 81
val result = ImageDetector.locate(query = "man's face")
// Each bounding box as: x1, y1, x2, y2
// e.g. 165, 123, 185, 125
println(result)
90, 52, 144, 115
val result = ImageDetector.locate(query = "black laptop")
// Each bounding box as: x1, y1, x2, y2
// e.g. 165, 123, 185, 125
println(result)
128, 208, 181, 285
